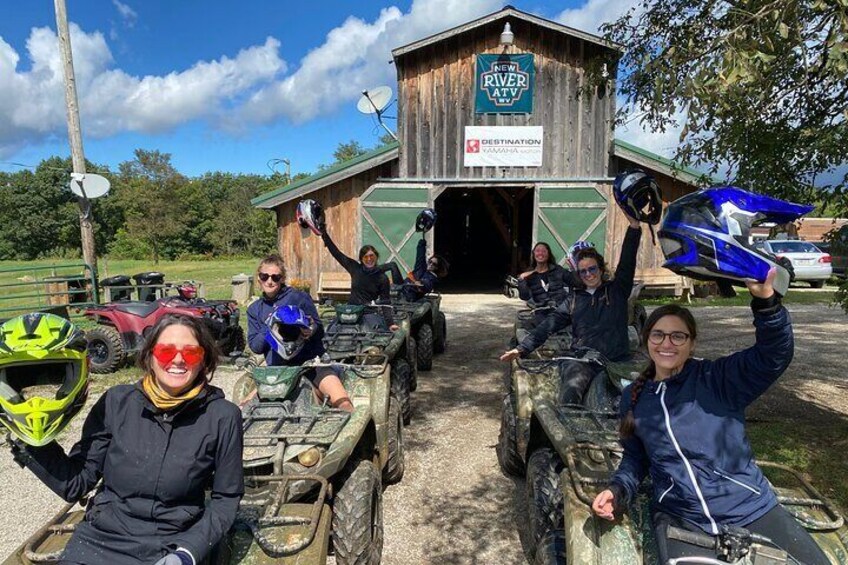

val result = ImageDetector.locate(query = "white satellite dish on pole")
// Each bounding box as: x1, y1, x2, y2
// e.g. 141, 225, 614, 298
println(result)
69, 172, 111, 199
357, 86, 398, 141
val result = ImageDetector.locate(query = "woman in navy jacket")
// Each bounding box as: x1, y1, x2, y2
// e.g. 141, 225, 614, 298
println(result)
592, 268, 828, 564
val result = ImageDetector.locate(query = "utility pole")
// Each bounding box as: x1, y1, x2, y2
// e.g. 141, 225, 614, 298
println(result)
54, 0, 98, 274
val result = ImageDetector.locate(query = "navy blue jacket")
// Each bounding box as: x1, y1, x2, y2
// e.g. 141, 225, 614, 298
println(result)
247, 286, 325, 366
610, 301, 793, 535
19, 383, 243, 565
518, 226, 641, 361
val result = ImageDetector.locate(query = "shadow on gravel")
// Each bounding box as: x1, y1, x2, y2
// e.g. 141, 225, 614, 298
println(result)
411, 471, 531, 564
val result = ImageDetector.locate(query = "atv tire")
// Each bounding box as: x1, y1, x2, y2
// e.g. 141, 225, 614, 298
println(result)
390, 358, 413, 425
332, 459, 383, 565
526, 448, 565, 559
810, 280, 825, 288
497, 394, 525, 477
415, 323, 434, 371
434, 312, 447, 353
384, 397, 405, 484
407, 337, 418, 392
86, 326, 126, 374
534, 530, 566, 565
220, 326, 246, 356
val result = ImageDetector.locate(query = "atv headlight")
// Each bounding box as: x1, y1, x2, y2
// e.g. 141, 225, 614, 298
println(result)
297, 447, 321, 467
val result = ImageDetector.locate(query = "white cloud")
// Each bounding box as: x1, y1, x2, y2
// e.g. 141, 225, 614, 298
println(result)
236, 0, 502, 125
0, 24, 286, 157
556, 0, 640, 34
112, 0, 138, 26
616, 110, 685, 159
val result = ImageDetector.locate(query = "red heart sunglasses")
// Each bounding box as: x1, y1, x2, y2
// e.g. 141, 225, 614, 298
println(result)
152, 344, 206, 367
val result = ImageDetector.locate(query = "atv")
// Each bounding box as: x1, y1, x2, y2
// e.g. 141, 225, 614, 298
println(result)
82, 297, 244, 374
321, 304, 415, 425
4, 353, 404, 565
388, 284, 447, 372
497, 354, 848, 565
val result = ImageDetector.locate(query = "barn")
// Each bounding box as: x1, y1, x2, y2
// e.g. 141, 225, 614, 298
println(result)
252, 6, 707, 295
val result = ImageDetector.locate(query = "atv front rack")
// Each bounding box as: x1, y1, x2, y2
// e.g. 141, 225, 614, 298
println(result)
13, 502, 81, 563
323, 330, 393, 354
760, 461, 845, 531
235, 474, 329, 557
555, 405, 623, 507
243, 403, 350, 447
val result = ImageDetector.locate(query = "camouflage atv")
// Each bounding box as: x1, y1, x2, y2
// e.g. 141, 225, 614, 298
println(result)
4, 353, 404, 565
389, 285, 447, 372
497, 356, 848, 565
321, 304, 415, 424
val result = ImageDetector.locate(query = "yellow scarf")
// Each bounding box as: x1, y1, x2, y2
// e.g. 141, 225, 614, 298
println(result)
142, 374, 205, 411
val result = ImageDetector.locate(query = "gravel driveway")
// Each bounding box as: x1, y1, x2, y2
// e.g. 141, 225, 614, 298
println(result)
1, 295, 846, 563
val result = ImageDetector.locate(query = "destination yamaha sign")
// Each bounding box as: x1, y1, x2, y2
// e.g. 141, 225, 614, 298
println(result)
475, 54, 535, 114
464, 126, 543, 167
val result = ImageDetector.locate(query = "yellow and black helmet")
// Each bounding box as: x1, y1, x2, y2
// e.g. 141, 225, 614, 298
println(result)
0, 313, 89, 446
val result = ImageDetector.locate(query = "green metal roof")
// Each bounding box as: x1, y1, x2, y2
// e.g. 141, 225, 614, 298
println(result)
251, 141, 400, 208
613, 139, 713, 185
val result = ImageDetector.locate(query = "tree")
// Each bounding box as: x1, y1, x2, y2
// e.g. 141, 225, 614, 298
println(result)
332, 140, 368, 164
602, 0, 848, 212
115, 149, 189, 263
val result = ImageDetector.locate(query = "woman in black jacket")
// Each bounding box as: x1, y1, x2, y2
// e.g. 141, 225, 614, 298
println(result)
13, 315, 243, 565
321, 229, 395, 329
592, 268, 828, 564
517, 242, 571, 306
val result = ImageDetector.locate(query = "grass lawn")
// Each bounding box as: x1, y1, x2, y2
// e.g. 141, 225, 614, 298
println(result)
749, 419, 848, 512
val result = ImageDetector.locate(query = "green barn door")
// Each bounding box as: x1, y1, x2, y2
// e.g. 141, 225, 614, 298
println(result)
535, 185, 607, 266
360, 184, 432, 272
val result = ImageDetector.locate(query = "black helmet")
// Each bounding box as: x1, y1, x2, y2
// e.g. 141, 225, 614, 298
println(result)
415, 209, 437, 233
613, 170, 663, 225
296, 199, 325, 236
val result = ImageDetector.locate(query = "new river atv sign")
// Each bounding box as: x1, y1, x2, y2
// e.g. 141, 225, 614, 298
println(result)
475, 54, 535, 114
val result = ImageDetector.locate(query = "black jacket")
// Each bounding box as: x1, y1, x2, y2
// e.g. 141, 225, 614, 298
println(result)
20, 383, 243, 565
517, 264, 572, 306
322, 231, 393, 324
518, 227, 641, 361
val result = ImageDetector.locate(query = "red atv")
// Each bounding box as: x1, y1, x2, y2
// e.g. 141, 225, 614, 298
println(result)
84, 278, 245, 374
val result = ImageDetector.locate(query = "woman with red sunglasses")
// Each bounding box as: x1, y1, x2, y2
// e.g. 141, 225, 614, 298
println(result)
12, 315, 243, 565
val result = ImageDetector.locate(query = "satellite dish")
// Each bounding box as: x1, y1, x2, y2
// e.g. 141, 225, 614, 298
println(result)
69, 172, 110, 199
357, 86, 393, 115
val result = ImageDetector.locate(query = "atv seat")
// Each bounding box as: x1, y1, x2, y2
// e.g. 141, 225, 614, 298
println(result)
114, 302, 160, 318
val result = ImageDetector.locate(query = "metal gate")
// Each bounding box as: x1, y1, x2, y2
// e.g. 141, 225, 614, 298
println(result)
360, 183, 433, 272
534, 185, 607, 266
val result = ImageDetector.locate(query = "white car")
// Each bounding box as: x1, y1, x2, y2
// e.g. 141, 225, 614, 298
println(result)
757, 240, 832, 288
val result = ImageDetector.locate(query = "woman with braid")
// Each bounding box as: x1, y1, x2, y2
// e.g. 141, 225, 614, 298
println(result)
592, 267, 828, 564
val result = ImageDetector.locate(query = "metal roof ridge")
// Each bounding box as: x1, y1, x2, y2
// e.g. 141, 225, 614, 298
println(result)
251, 141, 400, 208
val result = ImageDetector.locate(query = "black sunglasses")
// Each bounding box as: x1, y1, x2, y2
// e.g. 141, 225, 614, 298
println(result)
258, 272, 283, 282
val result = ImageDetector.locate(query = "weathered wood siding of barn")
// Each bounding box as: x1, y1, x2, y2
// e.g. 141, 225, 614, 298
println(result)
396, 18, 617, 180
274, 161, 397, 294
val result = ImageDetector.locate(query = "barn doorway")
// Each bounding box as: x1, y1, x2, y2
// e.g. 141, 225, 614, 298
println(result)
434, 186, 534, 292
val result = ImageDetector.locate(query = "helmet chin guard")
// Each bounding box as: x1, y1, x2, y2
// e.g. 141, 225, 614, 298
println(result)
266, 305, 314, 361
659, 187, 814, 296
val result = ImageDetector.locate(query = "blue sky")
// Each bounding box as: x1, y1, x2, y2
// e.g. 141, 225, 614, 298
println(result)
1, 0, 661, 178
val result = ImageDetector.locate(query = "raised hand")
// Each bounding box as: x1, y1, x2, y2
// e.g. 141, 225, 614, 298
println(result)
747, 266, 777, 299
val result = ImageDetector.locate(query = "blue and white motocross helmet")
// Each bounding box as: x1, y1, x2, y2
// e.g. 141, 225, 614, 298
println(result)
266, 305, 314, 360
614, 169, 663, 225
658, 187, 814, 296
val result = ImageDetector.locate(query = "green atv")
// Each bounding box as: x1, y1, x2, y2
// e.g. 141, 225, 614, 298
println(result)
321, 304, 415, 424
497, 355, 848, 565
5, 353, 404, 565
389, 286, 447, 372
